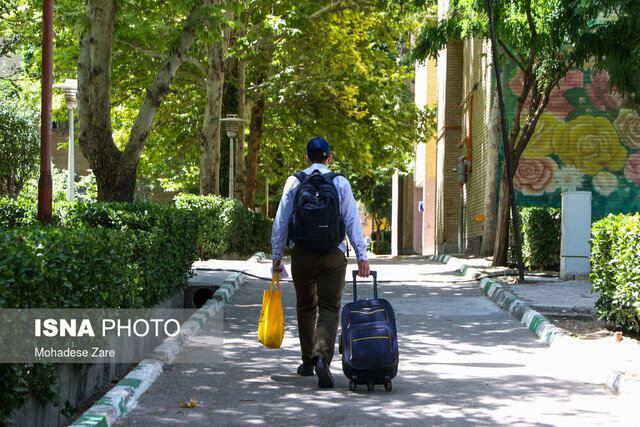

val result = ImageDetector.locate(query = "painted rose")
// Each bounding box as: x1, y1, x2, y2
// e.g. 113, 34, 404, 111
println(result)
586, 70, 623, 112
509, 69, 583, 121
554, 115, 627, 175
522, 112, 563, 157
547, 69, 585, 121
513, 157, 559, 196
614, 109, 640, 149
624, 152, 640, 185
592, 171, 619, 196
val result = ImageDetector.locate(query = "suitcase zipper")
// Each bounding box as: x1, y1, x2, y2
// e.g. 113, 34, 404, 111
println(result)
349, 326, 393, 355
348, 308, 389, 325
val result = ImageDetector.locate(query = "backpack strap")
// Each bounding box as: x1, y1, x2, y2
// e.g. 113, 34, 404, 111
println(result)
293, 171, 309, 183
293, 170, 341, 184
322, 172, 339, 185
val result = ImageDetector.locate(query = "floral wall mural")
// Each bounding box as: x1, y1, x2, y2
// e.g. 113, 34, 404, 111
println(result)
504, 64, 640, 220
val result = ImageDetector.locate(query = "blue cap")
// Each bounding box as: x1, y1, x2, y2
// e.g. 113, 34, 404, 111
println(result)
307, 137, 330, 158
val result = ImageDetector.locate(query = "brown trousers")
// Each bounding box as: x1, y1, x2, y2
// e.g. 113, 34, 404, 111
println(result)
290, 246, 347, 365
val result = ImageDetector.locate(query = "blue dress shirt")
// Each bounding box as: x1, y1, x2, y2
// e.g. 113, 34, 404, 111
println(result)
271, 163, 369, 262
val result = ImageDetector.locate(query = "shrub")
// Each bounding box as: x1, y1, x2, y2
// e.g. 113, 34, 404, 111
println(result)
174, 193, 272, 259
0, 98, 40, 198
0, 201, 201, 307
18, 165, 72, 205
62, 202, 201, 305
591, 213, 640, 331
371, 230, 391, 255
509, 207, 561, 270
0, 198, 39, 227
0, 201, 200, 423
0, 226, 146, 308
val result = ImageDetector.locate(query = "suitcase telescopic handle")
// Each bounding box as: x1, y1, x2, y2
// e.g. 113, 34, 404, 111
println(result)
351, 270, 377, 301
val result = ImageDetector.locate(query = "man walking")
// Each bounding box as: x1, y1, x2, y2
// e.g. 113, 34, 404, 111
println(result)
271, 137, 370, 388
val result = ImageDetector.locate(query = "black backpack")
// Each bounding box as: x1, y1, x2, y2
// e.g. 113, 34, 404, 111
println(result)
288, 170, 346, 252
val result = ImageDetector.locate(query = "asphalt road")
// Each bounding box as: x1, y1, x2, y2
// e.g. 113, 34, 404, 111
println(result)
116, 258, 635, 426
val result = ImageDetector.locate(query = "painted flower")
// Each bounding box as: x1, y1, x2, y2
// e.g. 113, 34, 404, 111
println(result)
586, 70, 623, 112
554, 115, 627, 175
592, 171, 619, 196
614, 109, 640, 149
624, 152, 640, 185
547, 69, 585, 120
555, 166, 584, 192
522, 112, 563, 157
509, 69, 583, 121
513, 157, 559, 195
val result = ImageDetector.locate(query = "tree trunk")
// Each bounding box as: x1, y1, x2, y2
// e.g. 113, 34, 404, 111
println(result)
199, 41, 225, 196
491, 78, 555, 266
77, 0, 119, 202
481, 81, 501, 257
234, 59, 246, 203
492, 165, 511, 265
245, 91, 265, 208
78, 0, 205, 202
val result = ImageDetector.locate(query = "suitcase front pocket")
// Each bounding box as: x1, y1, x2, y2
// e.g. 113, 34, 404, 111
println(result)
348, 307, 389, 326
349, 326, 395, 368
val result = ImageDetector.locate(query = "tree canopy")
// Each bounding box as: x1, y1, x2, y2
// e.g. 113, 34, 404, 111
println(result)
578, 0, 640, 111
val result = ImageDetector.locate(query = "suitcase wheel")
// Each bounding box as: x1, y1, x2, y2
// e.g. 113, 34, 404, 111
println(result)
349, 381, 357, 392
384, 381, 392, 392
367, 382, 374, 391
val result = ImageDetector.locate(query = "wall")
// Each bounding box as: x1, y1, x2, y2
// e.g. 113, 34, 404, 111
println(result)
52, 127, 91, 176
460, 38, 494, 254
435, 39, 463, 254
416, 58, 438, 254
12, 291, 185, 427
504, 64, 640, 220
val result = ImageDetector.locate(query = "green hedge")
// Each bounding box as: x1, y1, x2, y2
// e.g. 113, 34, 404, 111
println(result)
591, 213, 640, 332
174, 193, 272, 259
0, 197, 40, 226
509, 207, 561, 270
0, 201, 200, 308
0, 200, 201, 423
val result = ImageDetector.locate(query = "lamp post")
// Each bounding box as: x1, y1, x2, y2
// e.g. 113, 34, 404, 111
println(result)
219, 114, 245, 199
38, 0, 53, 224
53, 79, 78, 201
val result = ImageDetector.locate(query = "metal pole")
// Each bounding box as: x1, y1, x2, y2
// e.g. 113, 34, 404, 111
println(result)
229, 136, 234, 198
67, 108, 75, 201
486, 0, 525, 282
458, 186, 464, 254
265, 175, 269, 217
38, 0, 53, 224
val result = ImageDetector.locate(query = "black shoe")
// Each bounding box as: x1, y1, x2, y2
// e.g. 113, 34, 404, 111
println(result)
297, 362, 314, 376
314, 356, 334, 388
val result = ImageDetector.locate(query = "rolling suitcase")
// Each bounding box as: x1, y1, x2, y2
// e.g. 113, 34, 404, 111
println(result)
339, 270, 398, 392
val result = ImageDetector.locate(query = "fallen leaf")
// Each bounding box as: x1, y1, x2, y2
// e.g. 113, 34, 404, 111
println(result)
179, 398, 198, 409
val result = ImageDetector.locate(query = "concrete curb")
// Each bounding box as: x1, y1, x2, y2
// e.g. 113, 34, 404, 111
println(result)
70, 255, 262, 426
430, 255, 640, 399
248, 252, 268, 262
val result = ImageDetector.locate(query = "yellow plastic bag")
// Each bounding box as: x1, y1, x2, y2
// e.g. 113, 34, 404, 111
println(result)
258, 272, 284, 349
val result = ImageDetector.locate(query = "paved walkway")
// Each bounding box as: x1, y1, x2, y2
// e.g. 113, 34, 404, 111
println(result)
503, 278, 598, 315
101, 255, 638, 426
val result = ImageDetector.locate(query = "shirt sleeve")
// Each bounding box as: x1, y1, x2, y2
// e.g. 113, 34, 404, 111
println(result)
271, 175, 297, 260
338, 177, 368, 262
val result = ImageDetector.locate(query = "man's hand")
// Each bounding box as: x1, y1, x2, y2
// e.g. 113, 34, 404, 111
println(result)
357, 260, 370, 278
272, 258, 282, 273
